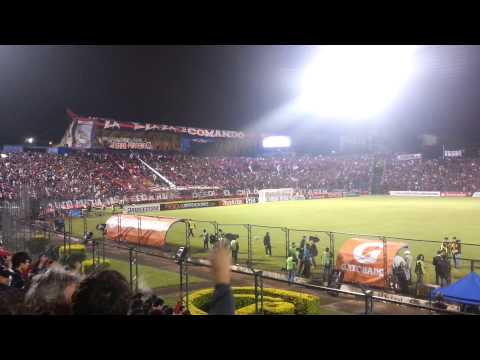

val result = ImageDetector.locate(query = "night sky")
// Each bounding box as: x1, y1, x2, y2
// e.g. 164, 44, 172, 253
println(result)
1, 45, 480, 148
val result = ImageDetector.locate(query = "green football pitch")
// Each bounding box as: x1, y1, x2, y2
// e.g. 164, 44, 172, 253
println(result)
72, 196, 480, 284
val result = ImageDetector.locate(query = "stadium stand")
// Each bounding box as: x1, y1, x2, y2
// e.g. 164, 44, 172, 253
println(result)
2, 151, 480, 203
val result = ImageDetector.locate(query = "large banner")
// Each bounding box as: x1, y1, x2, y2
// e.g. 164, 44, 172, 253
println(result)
396, 153, 422, 161
336, 238, 408, 288
74, 120, 95, 149
96, 128, 181, 152
472, 192, 480, 198
63, 110, 246, 151
389, 191, 440, 197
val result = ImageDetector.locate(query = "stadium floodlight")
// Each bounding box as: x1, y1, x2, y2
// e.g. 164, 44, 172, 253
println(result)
0, 153, 7, 159
262, 136, 291, 148
25, 137, 35, 144
299, 45, 419, 120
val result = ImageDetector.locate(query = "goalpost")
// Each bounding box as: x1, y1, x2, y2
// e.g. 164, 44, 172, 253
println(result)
258, 188, 295, 203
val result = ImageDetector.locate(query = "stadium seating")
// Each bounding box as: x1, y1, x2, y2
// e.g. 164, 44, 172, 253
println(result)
1, 150, 480, 203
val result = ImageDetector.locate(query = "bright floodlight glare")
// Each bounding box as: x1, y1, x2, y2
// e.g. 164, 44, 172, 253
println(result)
25, 137, 34, 144
300, 45, 419, 120
262, 136, 291, 148
0, 153, 7, 159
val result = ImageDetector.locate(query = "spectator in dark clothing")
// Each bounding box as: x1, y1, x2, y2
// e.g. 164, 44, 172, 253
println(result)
208, 245, 235, 315
302, 243, 312, 278
437, 255, 451, 287
31, 254, 49, 276
432, 251, 442, 285
203, 229, 209, 249
72, 270, 131, 315
263, 232, 272, 256
0, 267, 25, 315
129, 298, 145, 315
209, 234, 218, 248
10, 252, 31, 289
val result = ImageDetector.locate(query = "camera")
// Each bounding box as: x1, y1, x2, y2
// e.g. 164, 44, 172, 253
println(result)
224, 233, 239, 241
175, 247, 188, 263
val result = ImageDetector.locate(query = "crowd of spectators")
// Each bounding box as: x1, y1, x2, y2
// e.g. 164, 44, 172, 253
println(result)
2, 150, 480, 204
0, 245, 234, 315
0, 151, 375, 202
382, 157, 480, 193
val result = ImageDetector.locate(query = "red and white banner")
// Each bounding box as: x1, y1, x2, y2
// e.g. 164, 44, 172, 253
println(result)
440, 192, 468, 197
67, 109, 246, 139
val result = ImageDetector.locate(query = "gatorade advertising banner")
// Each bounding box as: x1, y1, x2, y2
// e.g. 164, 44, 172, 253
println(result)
336, 238, 408, 288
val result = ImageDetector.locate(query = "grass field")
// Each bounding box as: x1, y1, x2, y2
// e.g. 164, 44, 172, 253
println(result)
73, 196, 480, 285
102, 258, 206, 290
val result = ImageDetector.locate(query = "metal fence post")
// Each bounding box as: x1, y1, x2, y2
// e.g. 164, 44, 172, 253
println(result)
92, 239, 97, 269
83, 214, 87, 242
254, 271, 259, 314
246, 224, 252, 267
284, 227, 289, 259
382, 236, 388, 290
129, 247, 138, 293
329, 232, 335, 261
471, 260, 475, 273
260, 272, 264, 313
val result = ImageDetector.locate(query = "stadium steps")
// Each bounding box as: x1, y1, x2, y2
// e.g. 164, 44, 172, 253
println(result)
370, 158, 385, 194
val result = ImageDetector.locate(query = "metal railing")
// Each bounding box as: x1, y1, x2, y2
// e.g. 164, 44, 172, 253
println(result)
1, 205, 478, 315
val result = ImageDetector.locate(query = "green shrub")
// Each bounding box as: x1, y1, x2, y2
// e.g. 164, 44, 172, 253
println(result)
58, 244, 86, 256
82, 259, 111, 274
58, 245, 86, 268
236, 301, 295, 315
187, 287, 320, 315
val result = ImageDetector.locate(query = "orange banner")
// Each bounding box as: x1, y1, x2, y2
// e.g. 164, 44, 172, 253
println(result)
335, 238, 408, 288
105, 215, 182, 248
